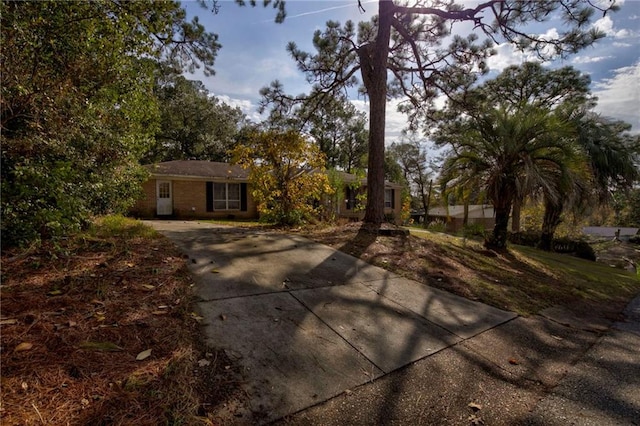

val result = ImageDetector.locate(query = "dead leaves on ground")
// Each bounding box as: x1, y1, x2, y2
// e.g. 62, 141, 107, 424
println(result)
0, 235, 207, 425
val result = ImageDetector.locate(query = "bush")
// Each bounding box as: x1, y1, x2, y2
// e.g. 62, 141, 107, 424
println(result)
508, 231, 596, 261
425, 220, 447, 233
508, 231, 541, 247
463, 222, 486, 238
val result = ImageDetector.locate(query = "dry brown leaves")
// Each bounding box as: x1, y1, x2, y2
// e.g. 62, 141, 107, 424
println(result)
0, 232, 244, 425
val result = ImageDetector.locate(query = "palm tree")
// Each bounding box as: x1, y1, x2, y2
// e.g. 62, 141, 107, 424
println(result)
439, 105, 575, 249
536, 112, 640, 249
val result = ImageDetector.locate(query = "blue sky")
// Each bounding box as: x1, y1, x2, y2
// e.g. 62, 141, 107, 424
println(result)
182, 0, 640, 141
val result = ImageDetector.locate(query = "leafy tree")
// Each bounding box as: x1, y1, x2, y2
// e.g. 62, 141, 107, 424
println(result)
260, 90, 369, 172
303, 95, 369, 172
144, 76, 247, 163
453, 62, 594, 233
619, 188, 640, 227
232, 130, 333, 226
1, 1, 220, 247
438, 105, 578, 249
388, 137, 432, 215
260, 0, 616, 226
575, 112, 640, 203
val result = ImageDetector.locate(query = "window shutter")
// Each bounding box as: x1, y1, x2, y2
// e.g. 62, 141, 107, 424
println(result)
391, 189, 395, 209
345, 187, 351, 210
240, 183, 247, 212
206, 182, 214, 212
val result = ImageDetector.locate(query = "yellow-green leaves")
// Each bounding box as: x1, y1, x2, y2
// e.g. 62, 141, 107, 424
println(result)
233, 130, 333, 226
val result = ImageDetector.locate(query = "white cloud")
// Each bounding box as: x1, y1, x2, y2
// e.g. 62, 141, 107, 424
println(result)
572, 55, 614, 64
613, 41, 633, 47
592, 15, 633, 38
486, 43, 538, 72
593, 62, 640, 133
350, 98, 408, 145
215, 94, 264, 123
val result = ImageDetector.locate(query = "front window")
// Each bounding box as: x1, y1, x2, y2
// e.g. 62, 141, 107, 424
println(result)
384, 189, 393, 208
214, 183, 240, 210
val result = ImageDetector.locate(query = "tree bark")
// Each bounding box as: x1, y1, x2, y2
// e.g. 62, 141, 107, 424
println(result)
362, 0, 393, 225
511, 196, 522, 232
487, 204, 512, 250
538, 198, 563, 251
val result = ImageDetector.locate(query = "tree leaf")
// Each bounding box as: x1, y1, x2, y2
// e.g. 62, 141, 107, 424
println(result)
15, 342, 34, 352
136, 349, 152, 361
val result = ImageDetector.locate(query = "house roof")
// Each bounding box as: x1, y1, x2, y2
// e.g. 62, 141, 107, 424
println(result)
144, 161, 403, 187
144, 160, 249, 180
428, 205, 495, 219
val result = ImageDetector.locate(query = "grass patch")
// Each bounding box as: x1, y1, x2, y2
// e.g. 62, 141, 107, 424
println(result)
302, 223, 639, 318
200, 218, 267, 228
1, 215, 247, 425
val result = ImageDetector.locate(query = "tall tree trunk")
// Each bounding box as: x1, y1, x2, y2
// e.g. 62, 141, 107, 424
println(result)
487, 204, 512, 250
362, 0, 393, 226
539, 198, 564, 251
511, 196, 522, 232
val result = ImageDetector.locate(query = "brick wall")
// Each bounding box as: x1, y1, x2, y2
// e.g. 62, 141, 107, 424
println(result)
130, 177, 258, 220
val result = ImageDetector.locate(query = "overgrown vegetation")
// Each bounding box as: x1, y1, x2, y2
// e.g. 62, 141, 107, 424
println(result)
0, 1, 222, 248
0, 216, 246, 425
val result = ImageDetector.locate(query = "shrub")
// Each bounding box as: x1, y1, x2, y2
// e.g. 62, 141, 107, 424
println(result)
463, 222, 486, 238
508, 231, 596, 261
425, 220, 447, 233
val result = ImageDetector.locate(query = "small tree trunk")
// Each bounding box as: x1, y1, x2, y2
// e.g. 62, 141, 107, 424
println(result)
421, 179, 432, 222
539, 198, 563, 251
463, 200, 469, 226
487, 204, 511, 250
511, 197, 522, 232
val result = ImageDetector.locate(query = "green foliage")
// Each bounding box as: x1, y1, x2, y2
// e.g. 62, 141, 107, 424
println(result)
620, 189, 640, 227
1, 1, 219, 248
426, 220, 447, 233
232, 130, 333, 226
260, 90, 369, 173
509, 232, 596, 261
144, 76, 247, 163
463, 223, 486, 238
87, 215, 158, 240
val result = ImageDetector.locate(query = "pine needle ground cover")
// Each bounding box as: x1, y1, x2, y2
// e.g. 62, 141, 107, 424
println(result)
0, 217, 244, 425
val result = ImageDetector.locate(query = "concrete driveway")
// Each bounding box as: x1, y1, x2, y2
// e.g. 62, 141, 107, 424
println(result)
146, 220, 516, 423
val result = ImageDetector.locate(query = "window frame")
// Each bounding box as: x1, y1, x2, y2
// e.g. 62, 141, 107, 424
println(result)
384, 188, 393, 208
213, 182, 241, 211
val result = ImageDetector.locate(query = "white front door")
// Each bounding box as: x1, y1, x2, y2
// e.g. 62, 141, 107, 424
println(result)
156, 180, 173, 215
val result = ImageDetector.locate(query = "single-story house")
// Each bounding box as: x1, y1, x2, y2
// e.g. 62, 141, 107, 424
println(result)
131, 160, 403, 223
131, 160, 257, 220
427, 204, 496, 232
